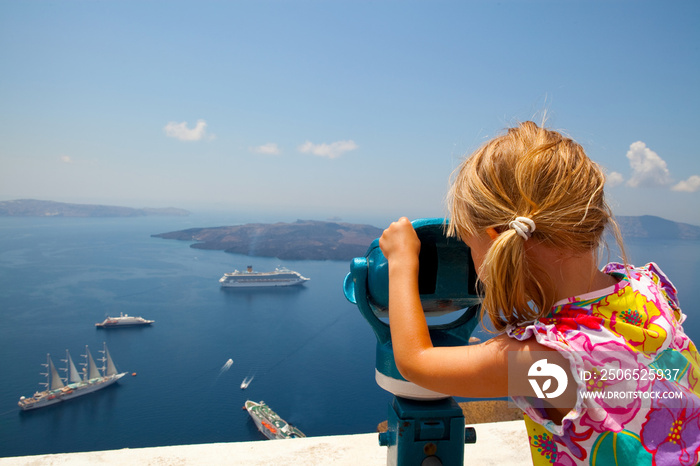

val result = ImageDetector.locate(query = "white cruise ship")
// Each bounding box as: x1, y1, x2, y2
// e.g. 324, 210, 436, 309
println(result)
96, 313, 154, 328
219, 266, 309, 288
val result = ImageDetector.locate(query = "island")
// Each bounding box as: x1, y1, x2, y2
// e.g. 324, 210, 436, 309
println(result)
153, 220, 384, 261
615, 215, 700, 240
0, 199, 190, 217
152, 215, 699, 262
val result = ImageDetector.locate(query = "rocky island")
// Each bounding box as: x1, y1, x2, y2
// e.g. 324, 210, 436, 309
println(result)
153, 220, 384, 261
0, 199, 190, 217
615, 215, 700, 240
153, 215, 699, 262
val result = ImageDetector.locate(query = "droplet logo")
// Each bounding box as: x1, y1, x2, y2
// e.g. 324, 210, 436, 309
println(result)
528, 359, 568, 399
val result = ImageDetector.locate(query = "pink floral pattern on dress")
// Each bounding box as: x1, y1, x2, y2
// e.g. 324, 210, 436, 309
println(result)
566, 335, 652, 433
640, 380, 700, 466
508, 263, 700, 466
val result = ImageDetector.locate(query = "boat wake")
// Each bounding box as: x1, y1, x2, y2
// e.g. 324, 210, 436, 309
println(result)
219, 358, 234, 375
241, 374, 255, 390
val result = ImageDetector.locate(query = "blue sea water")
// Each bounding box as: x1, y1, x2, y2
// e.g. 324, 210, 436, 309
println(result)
0, 215, 699, 458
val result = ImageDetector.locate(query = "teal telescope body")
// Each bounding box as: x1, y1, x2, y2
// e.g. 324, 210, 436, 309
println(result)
343, 218, 482, 399
344, 218, 481, 466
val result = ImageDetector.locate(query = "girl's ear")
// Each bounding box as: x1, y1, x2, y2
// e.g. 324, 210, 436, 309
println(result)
486, 227, 499, 240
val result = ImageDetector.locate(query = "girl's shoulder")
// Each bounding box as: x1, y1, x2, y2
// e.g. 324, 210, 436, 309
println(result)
604, 262, 679, 310
506, 261, 682, 346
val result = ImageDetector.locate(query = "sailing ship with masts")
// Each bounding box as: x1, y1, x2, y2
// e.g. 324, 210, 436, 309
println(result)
18, 342, 126, 411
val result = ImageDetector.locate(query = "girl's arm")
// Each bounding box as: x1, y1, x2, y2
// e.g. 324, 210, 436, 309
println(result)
379, 217, 562, 399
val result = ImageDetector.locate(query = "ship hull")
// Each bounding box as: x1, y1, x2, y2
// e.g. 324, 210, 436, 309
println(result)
96, 321, 153, 327
61, 374, 125, 400
17, 392, 64, 410
96, 315, 154, 327
220, 278, 307, 288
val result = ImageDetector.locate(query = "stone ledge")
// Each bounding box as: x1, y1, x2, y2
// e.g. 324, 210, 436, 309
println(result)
0, 420, 530, 465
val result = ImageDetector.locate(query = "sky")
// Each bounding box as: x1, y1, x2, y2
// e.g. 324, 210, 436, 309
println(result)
1, 1, 699, 227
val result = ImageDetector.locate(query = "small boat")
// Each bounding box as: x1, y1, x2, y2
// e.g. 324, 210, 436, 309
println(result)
241, 375, 254, 390
96, 313, 154, 328
18, 343, 126, 411
220, 266, 309, 288
244, 400, 305, 439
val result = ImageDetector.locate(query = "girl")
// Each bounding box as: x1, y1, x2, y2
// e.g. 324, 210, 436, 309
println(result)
379, 121, 700, 465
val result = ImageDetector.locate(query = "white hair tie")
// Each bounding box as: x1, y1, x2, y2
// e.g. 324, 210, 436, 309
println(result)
509, 217, 536, 240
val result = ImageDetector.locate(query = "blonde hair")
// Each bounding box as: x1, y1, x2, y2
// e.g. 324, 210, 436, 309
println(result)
447, 121, 625, 332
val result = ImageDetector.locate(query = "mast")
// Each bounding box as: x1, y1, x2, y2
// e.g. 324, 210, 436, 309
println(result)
41, 354, 65, 390
40, 353, 50, 390
81, 345, 101, 381
62, 350, 82, 384
99, 342, 119, 377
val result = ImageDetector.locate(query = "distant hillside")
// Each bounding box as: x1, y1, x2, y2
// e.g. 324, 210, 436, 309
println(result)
153, 220, 383, 261
0, 199, 190, 217
615, 215, 700, 240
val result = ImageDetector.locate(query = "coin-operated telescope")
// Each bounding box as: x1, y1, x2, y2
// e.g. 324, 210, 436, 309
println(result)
344, 218, 481, 466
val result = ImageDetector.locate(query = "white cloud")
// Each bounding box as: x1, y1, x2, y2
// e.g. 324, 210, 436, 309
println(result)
672, 175, 700, 193
59, 155, 73, 164
625, 141, 672, 188
163, 119, 211, 141
251, 143, 281, 155
606, 171, 624, 187
298, 140, 358, 159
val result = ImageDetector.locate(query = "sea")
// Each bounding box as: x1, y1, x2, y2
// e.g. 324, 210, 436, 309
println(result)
0, 214, 699, 458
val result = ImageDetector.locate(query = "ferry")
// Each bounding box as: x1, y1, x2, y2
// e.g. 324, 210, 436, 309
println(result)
244, 400, 305, 439
219, 266, 309, 288
96, 313, 154, 328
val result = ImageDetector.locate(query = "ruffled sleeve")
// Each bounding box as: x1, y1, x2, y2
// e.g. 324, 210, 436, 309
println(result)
507, 320, 588, 437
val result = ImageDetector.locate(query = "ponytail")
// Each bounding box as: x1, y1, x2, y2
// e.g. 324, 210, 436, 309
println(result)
479, 224, 551, 330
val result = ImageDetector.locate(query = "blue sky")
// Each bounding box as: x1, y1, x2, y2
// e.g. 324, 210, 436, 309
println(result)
1, 1, 699, 226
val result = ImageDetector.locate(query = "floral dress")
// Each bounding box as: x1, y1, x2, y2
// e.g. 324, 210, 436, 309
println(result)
507, 263, 700, 465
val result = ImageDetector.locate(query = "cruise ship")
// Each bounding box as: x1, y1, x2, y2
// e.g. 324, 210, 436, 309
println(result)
219, 266, 309, 288
96, 313, 154, 328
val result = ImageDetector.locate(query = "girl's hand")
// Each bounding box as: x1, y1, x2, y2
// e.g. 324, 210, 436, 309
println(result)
379, 217, 421, 265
